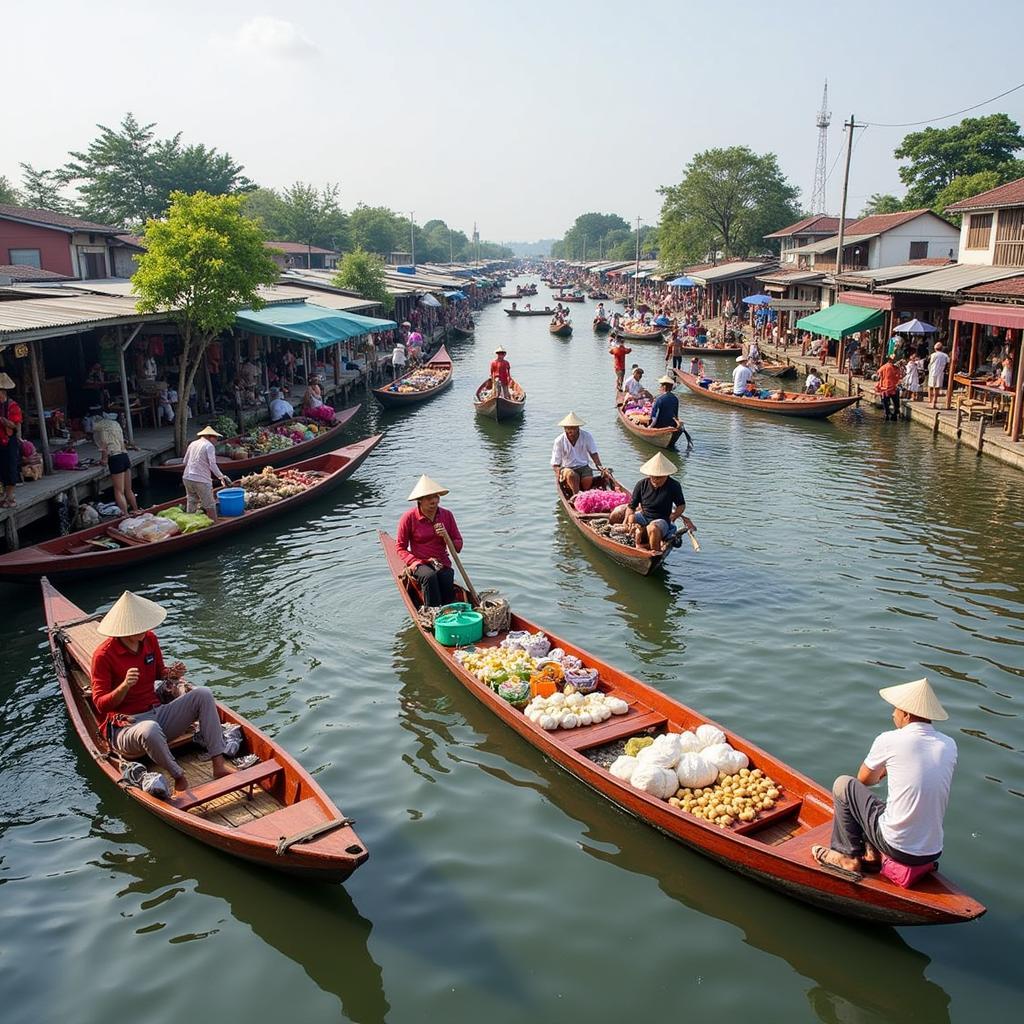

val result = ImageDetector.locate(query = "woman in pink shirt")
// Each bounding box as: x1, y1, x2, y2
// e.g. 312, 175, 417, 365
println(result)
181, 425, 230, 520
395, 475, 464, 607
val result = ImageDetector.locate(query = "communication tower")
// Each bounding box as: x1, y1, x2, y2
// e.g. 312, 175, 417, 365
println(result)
810, 81, 831, 215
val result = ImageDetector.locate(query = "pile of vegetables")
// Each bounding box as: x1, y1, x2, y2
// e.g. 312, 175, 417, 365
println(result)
454, 646, 537, 688
239, 466, 325, 508
608, 725, 783, 827
219, 418, 328, 460
384, 368, 447, 394
524, 690, 629, 730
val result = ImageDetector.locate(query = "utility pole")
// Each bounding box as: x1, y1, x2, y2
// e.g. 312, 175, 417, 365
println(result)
409, 211, 415, 265
449, 227, 453, 264
834, 114, 865, 276
633, 216, 641, 306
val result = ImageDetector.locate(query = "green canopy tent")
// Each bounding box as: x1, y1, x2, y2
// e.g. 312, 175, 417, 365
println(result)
795, 303, 884, 341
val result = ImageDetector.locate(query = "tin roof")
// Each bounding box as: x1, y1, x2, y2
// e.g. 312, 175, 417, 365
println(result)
688, 260, 777, 284
877, 264, 1024, 295
0, 203, 122, 234
0, 294, 166, 345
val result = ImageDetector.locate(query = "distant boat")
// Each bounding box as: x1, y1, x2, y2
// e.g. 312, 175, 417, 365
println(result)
505, 307, 554, 317
474, 379, 526, 421
550, 320, 573, 337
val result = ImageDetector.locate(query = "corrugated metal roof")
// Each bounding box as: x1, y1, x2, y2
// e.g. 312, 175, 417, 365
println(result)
689, 260, 777, 284
837, 264, 944, 285
257, 283, 377, 312
878, 264, 1024, 295
788, 233, 876, 256
0, 294, 165, 344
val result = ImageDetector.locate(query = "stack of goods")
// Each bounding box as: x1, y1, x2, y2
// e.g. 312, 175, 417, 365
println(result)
608, 726, 783, 827
454, 646, 538, 690
524, 690, 629, 730
116, 513, 181, 542
620, 396, 653, 425
383, 368, 447, 394
620, 319, 662, 337
158, 507, 214, 534
573, 490, 628, 515
222, 420, 324, 460
239, 466, 325, 508
501, 630, 551, 658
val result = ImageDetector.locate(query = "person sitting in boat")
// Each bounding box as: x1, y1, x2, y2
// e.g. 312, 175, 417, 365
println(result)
805, 368, 822, 395
812, 678, 956, 882
510, 301, 518, 312
551, 412, 608, 496
688, 356, 704, 378
90, 590, 235, 796
650, 376, 682, 431
490, 346, 512, 399
732, 355, 755, 396
182, 425, 231, 521
268, 387, 294, 422
614, 452, 693, 553
610, 339, 633, 390
623, 366, 653, 401
396, 475, 464, 607
594, 302, 608, 321
302, 376, 336, 423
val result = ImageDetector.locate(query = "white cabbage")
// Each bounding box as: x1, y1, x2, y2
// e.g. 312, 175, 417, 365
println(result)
609, 755, 637, 782
675, 753, 719, 789
694, 724, 726, 749
631, 762, 678, 800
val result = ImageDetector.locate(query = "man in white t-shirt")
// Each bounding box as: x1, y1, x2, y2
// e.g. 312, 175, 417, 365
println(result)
805, 368, 822, 395
550, 411, 608, 495
622, 366, 652, 401
812, 677, 957, 879
927, 341, 950, 408
268, 387, 294, 422
732, 355, 755, 395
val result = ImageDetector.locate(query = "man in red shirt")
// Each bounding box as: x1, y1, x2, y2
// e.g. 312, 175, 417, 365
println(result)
395, 475, 464, 607
0, 371, 23, 508
90, 591, 234, 794
876, 353, 903, 421
490, 347, 512, 399
609, 340, 633, 390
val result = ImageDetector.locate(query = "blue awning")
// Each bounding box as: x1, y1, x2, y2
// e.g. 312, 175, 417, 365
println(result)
445, 290, 467, 301
235, 302, 397, 350
669, 276, 696, 287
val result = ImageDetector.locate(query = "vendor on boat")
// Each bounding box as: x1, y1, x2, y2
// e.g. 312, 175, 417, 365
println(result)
732, 355, 755, 396
688, 355, 705, 378
805, 367, 822, 395
302, 375, 335, 423
268, 387, 294, 422
812, 677, 956, 881
396, 475, 464, 607
650, 375, 682, 431
551, 412, 608, 496
490, 346, 512, 399
182, 425, 230, 521
391, 340, 407, 380
0, 371, 23, 509
623, 366, 653, 401
613, 451, 693, 553
594, 302, 608, 321
610, 338, 633, 390
90, 590, 235, 795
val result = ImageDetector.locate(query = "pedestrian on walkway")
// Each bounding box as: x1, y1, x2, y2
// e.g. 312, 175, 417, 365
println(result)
927, 342, 950, 409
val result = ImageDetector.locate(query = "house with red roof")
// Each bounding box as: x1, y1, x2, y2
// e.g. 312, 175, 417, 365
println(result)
764, 215, 840, 265
266, 241, 339, 271
946, 177, 1024, 269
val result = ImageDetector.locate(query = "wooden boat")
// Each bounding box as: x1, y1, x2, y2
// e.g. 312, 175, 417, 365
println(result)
549, 320, 573, 337
593, 318, 612, 333
504, 307, 554, 317
756, 362, 798, 379
474, 379, 526, 421
372, 346, 453, 408
616, 391, 682, 449
588, 291, 610, 300
450, 323, 475, 338
42, 579, 367, 881
0, 437, 383, 581
379, 535, 986, 925
673, 371, 861, 419
555, 475, 668, 575
615, 327, 665, 342
555, 293, 585, 303
677, 344, 743, 357
151, 406, 360, 477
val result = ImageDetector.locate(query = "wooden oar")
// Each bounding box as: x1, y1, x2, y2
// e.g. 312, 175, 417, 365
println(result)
441, 528, 480, 607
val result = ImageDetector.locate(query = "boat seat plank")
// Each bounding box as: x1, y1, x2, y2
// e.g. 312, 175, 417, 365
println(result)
235, 798, 329, 842
172, 758, 282, 811
730, 793, 803, 835
774, 820, 832, 855
105, 527, 150, 547
561, 710, 667, 751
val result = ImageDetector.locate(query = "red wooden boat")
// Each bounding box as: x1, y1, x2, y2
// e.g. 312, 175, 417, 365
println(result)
372, 346, 453, 408
151, 406, 360, 477
756, 362, 798, 379
42, 579, 367, 881
554, 293, 585, 303
614, 327, 665, 342
673, 371, 860, 419
474, 379, 526, 421
555, 476, 668, 575
616, 391, 682, 449
0, 437, 382, 580
379, 534, 985, 925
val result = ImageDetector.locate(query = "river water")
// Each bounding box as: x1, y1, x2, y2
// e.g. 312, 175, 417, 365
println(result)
2, 277, 1022, 1023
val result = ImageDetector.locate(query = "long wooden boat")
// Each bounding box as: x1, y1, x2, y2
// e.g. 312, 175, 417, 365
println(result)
379, 534, 985, 925
0, 437, 382, 580
593, 319, 612, 334
555, 476, 667, 575
549, 320, 573, 337
756, 362, 798, 379
588, 291, 610, 300
673, 371, 861, 419
42, 579, 367, 881
616, 391, 682, 449
152, 406, 360, 477
372, 346, 453, 408
505, 308, 554, 317
615, 327, 665, 342
677, 344, 742, 357
450, 323, 475, 338
474, 379, 526, 421
554, 293, 585, 303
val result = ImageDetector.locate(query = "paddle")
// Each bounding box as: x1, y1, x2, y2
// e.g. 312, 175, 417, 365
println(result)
440, 527, 480, 607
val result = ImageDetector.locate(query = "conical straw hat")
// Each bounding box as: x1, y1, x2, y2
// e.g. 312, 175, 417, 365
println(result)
97, 591, 167, 637
407, 474, 449, 501
0, 372, 15, 390
639, 452, 678, 476
196, 425, 222, 439
558, 411, 585, 427
657, 375, 675, 385
879, 678, 948, 721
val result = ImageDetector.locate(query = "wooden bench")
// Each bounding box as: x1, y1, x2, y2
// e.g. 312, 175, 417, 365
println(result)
562, 709, 667, 752
171, 758, 282, 811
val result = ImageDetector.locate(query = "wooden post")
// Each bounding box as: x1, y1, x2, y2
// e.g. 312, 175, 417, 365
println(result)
28, 339, 52, 474
945, 320, 961, 409
976, 416, 986, 454
968, 323, 980, 374
204, 354, 215, 420
116, 327, 135, 444
1012, 332, 1024, 443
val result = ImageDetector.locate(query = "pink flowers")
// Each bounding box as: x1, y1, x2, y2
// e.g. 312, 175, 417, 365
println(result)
573, 489, 628, 514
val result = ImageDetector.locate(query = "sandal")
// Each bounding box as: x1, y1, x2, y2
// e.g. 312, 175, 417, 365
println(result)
812, 844, 863, 882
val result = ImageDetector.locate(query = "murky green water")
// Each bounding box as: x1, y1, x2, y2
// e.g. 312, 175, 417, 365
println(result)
2, 278, 1022, 1023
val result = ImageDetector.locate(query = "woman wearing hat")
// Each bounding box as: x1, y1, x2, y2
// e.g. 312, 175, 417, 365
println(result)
90, 591, 234, 794
621, 452, 694, 552
92, 414, 140, 515
395, 476, 464, 607
812, 678, 957, 880
182, 425, 231, 520
490, 347, 513, 399
0, 371, 23, 508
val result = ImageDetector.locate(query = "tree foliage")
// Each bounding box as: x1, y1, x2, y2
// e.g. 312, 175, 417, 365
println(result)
895, 114, 1024, 208
59, 113, 253, 226
278, 182, 347, 250
133, 191, 279, 453
18, 164, 68, 211
0, 175, 19, 205
860, 192, 904, 216
347, 205, 409, 256
552, 212, 630, 260
657, 146, 800, 269
933, 171, 1002, 224
332, 247, 393, 311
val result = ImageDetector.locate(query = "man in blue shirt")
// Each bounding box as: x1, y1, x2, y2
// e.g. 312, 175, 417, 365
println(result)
650, 375, 681, 429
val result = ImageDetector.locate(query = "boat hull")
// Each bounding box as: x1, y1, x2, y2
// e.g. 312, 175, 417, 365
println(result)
372, 346, 453, 408
593, 320, 612, 333
673, 371, 861, 419
616, 393, 681, 449
549, 323, 573, 337
614, 329, 664, 342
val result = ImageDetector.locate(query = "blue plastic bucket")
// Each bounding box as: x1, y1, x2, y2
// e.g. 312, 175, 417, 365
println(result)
217, 487, 246, 517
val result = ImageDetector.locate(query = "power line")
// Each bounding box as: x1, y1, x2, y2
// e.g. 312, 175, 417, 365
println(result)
864, 81, 1024, 128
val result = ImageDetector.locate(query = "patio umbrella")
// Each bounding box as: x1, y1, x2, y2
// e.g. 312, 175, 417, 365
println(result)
742, 294, 772, 305
419, 294, 442, 308
893, 318, 938, 334
669, 276, 696, 287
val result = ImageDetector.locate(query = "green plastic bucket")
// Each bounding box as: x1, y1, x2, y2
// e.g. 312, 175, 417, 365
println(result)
434, 603, 483, 646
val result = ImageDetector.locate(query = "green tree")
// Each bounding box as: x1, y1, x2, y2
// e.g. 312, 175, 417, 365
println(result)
348, 204, 406, 255
860, 192, 904, 216
132, 191, 279, 454
657, 146, 800, 268
933, 171, 1002, 224
19, 163, 68, 211
0, 175, 19, 205
556, 212, 630, 260
895, 114, 1024, 208
278, 182, 347, 251
241, 187, 290, 237
332, 246, 393, 311
153, 139, 254, 202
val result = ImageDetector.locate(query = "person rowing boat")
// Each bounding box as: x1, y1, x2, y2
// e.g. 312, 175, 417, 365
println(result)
610, 451, 694, 553
395, 475, 464, 607
551, 412, 609, 496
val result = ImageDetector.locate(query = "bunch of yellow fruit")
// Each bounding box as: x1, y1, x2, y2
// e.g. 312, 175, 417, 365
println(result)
668, 767, 782, 828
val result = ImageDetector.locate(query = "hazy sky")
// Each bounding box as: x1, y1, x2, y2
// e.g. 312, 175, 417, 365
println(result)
4, 0, 1024, 241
